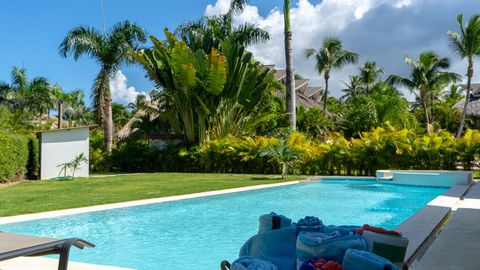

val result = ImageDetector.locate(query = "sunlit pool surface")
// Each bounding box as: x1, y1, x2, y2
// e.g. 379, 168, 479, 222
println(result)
0, 179, 447, 270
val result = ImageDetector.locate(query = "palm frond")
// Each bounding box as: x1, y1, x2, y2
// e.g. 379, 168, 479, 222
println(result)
59, 26, 104, 60
232, 23, 270, 46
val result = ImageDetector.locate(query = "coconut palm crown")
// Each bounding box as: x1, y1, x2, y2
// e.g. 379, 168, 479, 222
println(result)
448, 14, 480, 138
306, 37, 359, 110
59, 21, 147, 152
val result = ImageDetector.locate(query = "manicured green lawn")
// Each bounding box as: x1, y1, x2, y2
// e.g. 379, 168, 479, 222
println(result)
0, 173, 305, 217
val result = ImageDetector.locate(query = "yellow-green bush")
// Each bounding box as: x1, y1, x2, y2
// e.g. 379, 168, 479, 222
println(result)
89, 128, 480, 176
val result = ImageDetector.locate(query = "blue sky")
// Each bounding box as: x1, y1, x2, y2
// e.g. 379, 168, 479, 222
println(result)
0, 0, 294, 105
1, 0, 478, 105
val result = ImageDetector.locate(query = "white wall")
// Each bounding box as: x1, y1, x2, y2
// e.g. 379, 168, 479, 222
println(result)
40, 127, 89, 179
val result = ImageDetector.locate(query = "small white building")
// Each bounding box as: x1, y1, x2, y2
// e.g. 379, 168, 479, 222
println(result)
37, 126, 92, 180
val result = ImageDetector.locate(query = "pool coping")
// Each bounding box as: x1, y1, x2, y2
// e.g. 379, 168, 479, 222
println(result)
0, 180, 301, 225
394, 184, 471, 268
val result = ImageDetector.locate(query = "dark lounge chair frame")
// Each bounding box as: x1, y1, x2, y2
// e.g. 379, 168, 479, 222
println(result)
0, 232, 94, 270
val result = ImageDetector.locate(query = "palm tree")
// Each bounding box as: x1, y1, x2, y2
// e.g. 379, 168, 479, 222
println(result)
177, 0, 269, 52
448, 14, 480, 138
260, 139, 300, 178
59, 21, 147, 152
340, 75, 363, 102
26, 77, 56, 127
284, 0, 296, 130
306, 37, 359, 110
359, 61, 383, 94
3, 67, 57, 126
388, 51, 460, 130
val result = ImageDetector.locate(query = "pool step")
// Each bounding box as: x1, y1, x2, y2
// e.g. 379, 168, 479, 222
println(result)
376, 170, 393, 181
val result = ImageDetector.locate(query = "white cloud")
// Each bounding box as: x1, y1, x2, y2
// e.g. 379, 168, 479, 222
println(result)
110, 70, 149, 105
204, 0, 479, 100
204, 0, 231, 16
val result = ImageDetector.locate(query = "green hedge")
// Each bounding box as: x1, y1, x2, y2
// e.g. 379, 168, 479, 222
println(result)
0, 133, 39, 183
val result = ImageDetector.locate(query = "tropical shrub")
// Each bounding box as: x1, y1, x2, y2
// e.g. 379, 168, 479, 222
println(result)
296, 107, 334, 138
133, 29, 282, 144
456, 129, 480, 169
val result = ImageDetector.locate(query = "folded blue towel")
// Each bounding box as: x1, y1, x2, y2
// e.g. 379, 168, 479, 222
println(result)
259, 212, 293, 233
232, 256, 279, 270
240, 227, 297, 270
295, 216, 324, 233
324, 225, 360, 235
342, 249, 399, 270
296, 231, 368, 269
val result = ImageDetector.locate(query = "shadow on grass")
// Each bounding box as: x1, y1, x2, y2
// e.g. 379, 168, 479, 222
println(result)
250, 176, 283, 181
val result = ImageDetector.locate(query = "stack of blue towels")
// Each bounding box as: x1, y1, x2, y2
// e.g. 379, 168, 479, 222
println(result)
231, 212, 400, 270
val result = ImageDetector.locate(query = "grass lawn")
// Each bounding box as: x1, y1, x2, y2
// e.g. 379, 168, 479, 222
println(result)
0, 173, 306, 217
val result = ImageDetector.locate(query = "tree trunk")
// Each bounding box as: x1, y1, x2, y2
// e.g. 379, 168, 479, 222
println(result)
323, 72, 329, 111
38, 113, 42, 128
95, 66, 113, 152
457, 59, 474, 138
104, 96, 113, 153
284, 0, 296, 131
422, 100, 429, 129
430, 91, 434, 123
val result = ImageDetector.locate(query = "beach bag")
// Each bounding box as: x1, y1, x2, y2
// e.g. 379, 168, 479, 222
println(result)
342, 249, 399, 270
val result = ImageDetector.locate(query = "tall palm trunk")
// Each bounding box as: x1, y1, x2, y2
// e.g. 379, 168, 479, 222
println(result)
457, 59, 474, 138
422, 99, 430, 128
430, 91, 434, 123
284, 0, 296, 130
95, 66, 113, 152
104, 96, 113, 153
323, 71, 330, 111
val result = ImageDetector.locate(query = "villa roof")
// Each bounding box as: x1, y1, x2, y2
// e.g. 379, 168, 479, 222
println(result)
462, 83, 480, 94
453, 83, 480, 117
295, 79, 309, 91
274, 69, 287, 81
296, 92, 322, 109
304, 87, 322, 99
116, 101, 160, 140
36, 125, 96, 135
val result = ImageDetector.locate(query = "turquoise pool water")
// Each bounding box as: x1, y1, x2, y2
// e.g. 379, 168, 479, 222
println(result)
0, 179, 446, 270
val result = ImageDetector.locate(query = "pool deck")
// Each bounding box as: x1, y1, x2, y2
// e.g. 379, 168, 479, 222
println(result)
412, 182, 480, 270
0, 257, 132, 270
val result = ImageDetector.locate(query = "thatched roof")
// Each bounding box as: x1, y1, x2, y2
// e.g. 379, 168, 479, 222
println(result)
116, 101, 159, 141
453, 83, 480, 117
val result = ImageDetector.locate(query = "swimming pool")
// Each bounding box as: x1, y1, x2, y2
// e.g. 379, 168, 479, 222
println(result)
0, 179, 447, 270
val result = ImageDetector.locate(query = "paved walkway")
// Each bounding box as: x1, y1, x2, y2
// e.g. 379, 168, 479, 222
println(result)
415, 182, 480, 270
0, 257, 132, 270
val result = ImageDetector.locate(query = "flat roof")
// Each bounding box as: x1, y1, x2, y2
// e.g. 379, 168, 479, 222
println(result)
36, 125, 97, 135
